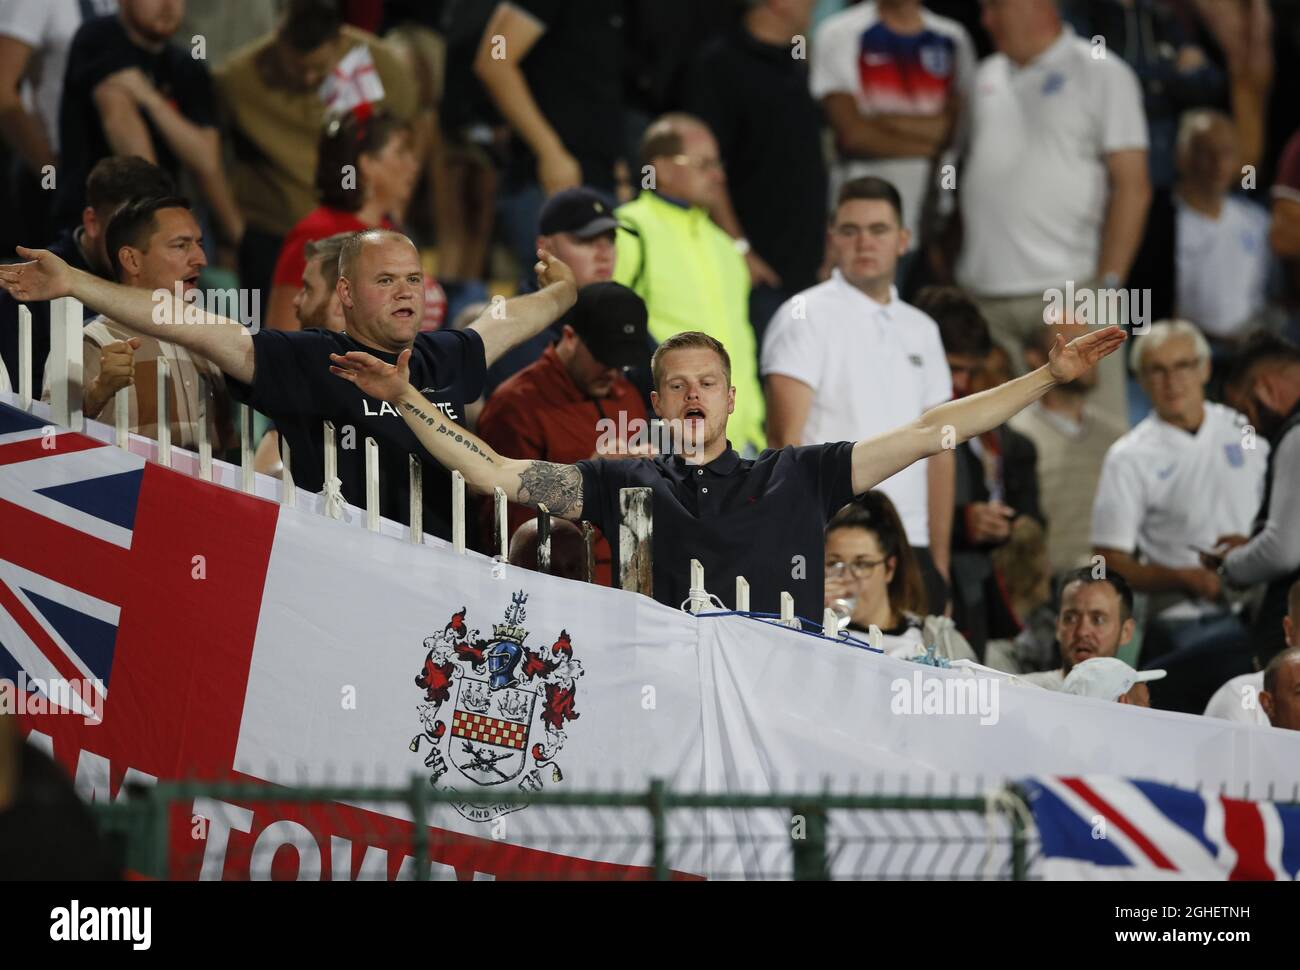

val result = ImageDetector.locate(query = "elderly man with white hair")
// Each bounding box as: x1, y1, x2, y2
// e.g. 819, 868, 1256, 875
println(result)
1091, 319, 1268, 711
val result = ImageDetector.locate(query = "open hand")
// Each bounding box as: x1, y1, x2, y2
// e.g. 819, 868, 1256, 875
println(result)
0, 247, 73, 302
1047, 325, 1127, 384
329, 349, 413, 404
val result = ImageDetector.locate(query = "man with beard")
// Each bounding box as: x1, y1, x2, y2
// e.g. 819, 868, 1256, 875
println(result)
1021, 568, 1137, 690
1214, 333, 1300, 668
293, 232, 349, 332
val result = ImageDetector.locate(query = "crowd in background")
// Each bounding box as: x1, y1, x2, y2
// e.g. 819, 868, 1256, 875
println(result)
2, 0, 1300, 727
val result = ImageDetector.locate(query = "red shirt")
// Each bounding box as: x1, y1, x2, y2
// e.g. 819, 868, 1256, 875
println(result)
476, 344, 648, 586
271, 206, 446, 329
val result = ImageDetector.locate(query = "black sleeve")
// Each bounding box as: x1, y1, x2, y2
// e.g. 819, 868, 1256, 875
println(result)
799, 441, 856, 518
1004, 429, 1044, 526
224, 330, 325, 416
574, 458, 622, 534
175, 56, 217, 129
65, 17, 142, 93
421, 327, 487, 401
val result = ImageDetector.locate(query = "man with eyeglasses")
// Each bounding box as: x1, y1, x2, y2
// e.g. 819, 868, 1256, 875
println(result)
763, 176, 955, 614
613, 112, 766, 455
1091, 320, 1267, 711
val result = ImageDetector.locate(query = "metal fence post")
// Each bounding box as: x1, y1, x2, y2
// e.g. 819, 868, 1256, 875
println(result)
790, 802, 829, 881
409, 773, 430, 882
649, 778, 668, 881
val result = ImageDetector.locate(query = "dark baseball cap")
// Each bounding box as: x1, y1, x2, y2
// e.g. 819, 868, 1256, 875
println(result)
539, 187, 621, 238
567, 282, 649, 370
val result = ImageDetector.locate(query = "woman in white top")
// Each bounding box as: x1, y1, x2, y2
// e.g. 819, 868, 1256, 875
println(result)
825, 490, 964, 658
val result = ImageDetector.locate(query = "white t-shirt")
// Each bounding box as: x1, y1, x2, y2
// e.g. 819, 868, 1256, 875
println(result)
761, 271, 952, 546
1091, 403, 1268, 616
0, 356, 11, 393
1203, 671, 1269, 726
1175, 196, 1272, 339
955, 27, 1148, 295
811, 2, 975, 251
0, 0, 117, 154
1020, 668, 1065, 691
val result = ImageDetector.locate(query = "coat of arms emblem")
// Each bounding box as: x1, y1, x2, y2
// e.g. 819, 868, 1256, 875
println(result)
408, 591, 583, 822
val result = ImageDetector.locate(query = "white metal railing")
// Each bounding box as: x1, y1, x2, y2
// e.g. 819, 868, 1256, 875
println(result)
16, 296, 829, 631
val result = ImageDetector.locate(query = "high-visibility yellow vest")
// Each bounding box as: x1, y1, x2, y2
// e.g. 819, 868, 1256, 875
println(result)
614, 191, 765, 453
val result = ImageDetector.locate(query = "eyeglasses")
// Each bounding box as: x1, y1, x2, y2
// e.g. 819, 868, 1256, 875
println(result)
825, 557, 888, 579
668, 154, 724, 172
1140, 358, 1201, 382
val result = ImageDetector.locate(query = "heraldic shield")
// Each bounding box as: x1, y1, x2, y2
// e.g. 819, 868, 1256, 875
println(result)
448, 641, 537, 785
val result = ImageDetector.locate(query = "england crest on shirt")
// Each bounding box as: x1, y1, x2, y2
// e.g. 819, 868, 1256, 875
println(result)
919, 44, 953, 78
1224, 442, 1245, 468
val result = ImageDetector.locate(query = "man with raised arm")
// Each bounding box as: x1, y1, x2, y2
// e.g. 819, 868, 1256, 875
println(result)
0, 229, 577, 539
326, 326, 1125, 623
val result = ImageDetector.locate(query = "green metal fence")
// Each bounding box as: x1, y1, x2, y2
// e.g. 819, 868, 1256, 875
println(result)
91, 778, 1036, 881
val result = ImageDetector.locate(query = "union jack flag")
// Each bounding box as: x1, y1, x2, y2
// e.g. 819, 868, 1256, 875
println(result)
1022, 777, 1300, 880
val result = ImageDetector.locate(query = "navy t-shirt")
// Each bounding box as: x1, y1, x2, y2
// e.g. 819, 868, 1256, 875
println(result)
227, 328, 487, 539
55, 14, 216, 223
576, 442, 857, 623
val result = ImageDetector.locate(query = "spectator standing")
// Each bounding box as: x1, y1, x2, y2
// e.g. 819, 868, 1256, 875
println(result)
1010, 318, 1127, 580
1092, 321, 1266, 710
477, 282, 650, 586
1, 229, 580, 541
0, 0, 118, 245
1217, 334, 1300, 669
956, 0, 1151, 427
1170, 111, 1274, 351
54, 0, 244, 249
811, 0, 975, 286
293, 232, 349, 332
215, 0, 416, 313
266, 111, 425, 332
918, 285, 1042, 654
1021, 569, 1137, 690
0, 155, 174, 393
614, 114, 766, 455
41, 196, 234, 450
474, 0, 626, 272
683, 0, 828, 345
1271, 127, 1300, 323
763, 177, 953, 611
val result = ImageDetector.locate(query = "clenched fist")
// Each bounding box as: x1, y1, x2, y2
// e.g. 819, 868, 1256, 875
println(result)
85, 338, 140, 419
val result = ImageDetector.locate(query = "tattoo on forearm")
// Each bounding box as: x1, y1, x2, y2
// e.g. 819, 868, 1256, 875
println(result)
518, 462, 582, 517
401, 400, 494, 465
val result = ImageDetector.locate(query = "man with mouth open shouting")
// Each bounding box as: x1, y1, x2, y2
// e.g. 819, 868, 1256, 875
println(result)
324, 323, 1126, 624
1, 227, 578, 541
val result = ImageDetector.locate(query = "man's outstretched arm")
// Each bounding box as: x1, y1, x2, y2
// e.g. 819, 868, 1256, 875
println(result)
329, 349, 584, 518
0, 247, 256, 383
850, 326, 1127, 495
468, 249, 578, 368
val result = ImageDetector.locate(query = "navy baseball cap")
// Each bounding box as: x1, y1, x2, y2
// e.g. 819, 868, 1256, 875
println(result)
539, 187, 621, 238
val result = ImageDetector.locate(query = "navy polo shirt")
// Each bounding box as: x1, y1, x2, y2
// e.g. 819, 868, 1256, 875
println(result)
576, 442, 857, 622
227, 328, 486, 539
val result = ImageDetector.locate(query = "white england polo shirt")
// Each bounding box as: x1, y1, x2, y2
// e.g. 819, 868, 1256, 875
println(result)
1091, 402, 1269, 614
955, 26, 1148, 295
1175, 195, 1272, 339
761, 270, 952, 546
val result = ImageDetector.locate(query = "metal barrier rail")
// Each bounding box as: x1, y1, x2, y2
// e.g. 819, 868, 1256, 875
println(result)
91, 777, 1033, 881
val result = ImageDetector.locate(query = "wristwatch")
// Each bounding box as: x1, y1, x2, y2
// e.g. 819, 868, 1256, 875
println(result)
734, 237, 751, 257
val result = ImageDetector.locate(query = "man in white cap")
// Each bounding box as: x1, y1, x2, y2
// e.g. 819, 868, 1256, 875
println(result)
1062, 657, 1166, 708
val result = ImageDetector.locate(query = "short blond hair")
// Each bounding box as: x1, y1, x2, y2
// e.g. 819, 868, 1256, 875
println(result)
651, 331, 731, 389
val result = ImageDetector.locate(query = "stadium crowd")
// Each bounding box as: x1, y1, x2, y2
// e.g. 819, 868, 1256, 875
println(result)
2, 0, 1300, 731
